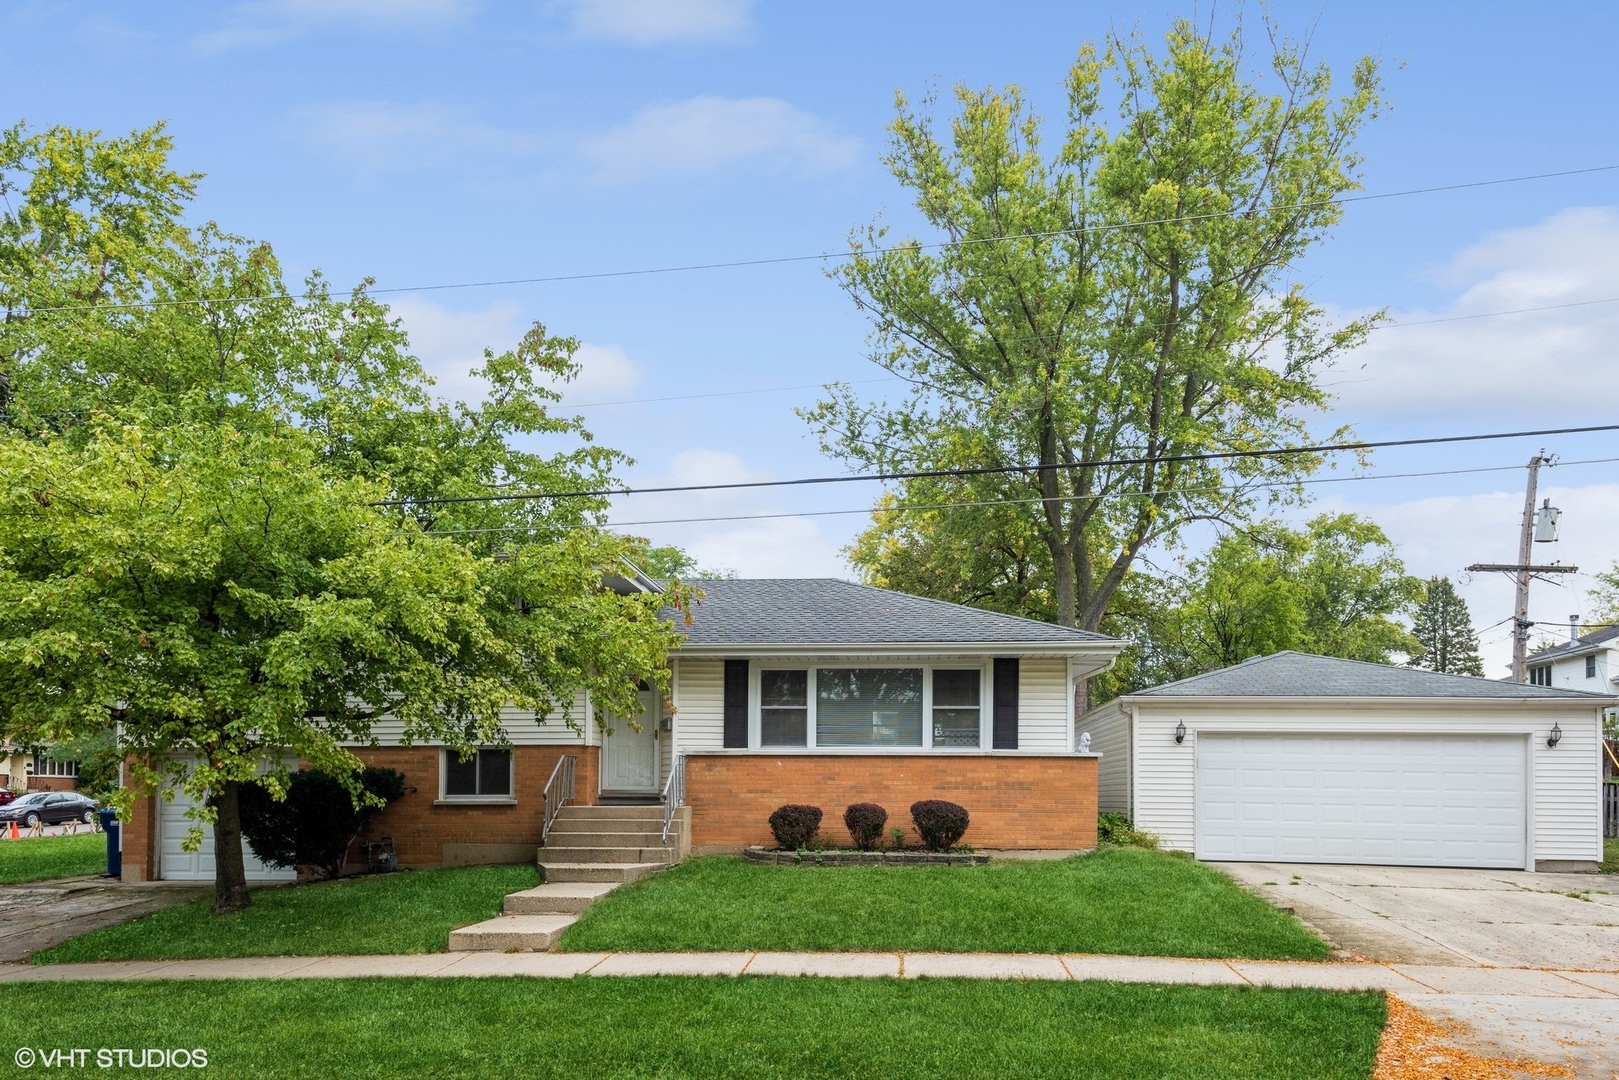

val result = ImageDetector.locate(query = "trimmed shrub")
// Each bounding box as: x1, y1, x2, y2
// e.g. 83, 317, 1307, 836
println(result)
239, 767, 407, 880
768, 804, 823, 849
910, 799, 969, 852
843, 802, 889, 851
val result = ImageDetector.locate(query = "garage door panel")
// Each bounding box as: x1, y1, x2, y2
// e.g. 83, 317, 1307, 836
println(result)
1196, 733, 1526, 869
157, 763, 297, 882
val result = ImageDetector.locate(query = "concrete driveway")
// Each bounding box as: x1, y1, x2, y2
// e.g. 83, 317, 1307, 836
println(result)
0, 879, 206, 962
1221, 862, 1619, 1076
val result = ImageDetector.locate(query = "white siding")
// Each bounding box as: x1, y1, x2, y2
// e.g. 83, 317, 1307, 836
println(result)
1017, 657, 1072, 752
675, 658, 726, 751
673, 654, 1080, 753
1534, 711, 1602, 861
362, 696, 591, 747
1130, 701, 1603, 866
1084, 701, 1131, 814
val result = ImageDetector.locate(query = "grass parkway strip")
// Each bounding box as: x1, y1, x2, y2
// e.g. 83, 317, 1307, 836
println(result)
0, 976, 1385, 1079
0, 832, 105, 885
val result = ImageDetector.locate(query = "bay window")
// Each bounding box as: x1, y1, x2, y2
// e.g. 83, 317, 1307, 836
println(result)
752, 665, 986, 750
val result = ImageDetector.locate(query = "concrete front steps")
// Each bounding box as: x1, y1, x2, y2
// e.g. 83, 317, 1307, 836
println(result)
449, 805, 685, 952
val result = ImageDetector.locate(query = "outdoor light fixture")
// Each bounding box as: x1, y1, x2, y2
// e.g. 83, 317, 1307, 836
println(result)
1547, 722, 1562, 748
1174, 721, 1187, 744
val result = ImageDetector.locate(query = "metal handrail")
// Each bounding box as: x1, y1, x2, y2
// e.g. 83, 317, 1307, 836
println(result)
661, 754, 686, 845
542, 754, 576, 844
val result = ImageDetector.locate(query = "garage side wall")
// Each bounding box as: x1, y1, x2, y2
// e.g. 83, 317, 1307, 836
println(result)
1534, 710, 1602, 863
1083, 702, 1131, 815
1130, 702, 1602, 865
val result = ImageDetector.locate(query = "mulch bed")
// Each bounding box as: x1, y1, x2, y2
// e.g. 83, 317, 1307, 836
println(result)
743, 846, 989, 866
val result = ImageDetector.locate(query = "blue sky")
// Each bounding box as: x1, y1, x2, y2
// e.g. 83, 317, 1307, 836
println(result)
6, 0, 1619, 672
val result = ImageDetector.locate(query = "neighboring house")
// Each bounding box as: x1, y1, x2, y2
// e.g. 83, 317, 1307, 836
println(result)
118, 578, 1125, 882
1528, 621, 1619, 725
1085, 651, 1616, 873
0, 744, 79, 794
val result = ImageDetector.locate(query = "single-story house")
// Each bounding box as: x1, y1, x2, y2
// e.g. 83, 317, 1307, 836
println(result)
1, 744, 80, 794
1084, 651, 1617, 873
118, 578, 1124, 881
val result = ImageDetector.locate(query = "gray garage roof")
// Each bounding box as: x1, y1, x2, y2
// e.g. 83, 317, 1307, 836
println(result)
669, 578, 1119, 648
1126, 651, 1614, 700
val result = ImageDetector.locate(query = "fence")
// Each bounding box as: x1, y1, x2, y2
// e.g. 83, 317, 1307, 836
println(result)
1606, 782, 1618, 840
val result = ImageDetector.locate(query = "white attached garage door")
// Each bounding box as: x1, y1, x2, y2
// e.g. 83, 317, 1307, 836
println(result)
1194, 733, 1527, 869
158, 783, 296, 883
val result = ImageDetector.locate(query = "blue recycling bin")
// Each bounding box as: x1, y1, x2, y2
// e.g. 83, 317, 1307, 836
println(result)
98, 809, 121, 878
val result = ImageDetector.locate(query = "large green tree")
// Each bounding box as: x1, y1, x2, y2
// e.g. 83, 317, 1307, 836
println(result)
1408, 576, 1484, 676
1117, 514, 1421, 692
808, 19, 1384, 637
0, 122, 686, 910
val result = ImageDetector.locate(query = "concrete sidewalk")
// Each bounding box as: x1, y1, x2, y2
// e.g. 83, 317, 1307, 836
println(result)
2, 950, 1617, 995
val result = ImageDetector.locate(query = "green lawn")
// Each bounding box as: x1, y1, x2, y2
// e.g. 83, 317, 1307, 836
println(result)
35, 864, 536, 964
0, 977, 1384, 1079
0, 831, 106, 884
561, 849, 1328, 960
1603, 837, 1618, 874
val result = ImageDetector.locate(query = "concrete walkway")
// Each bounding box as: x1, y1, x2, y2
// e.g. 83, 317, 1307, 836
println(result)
3, 949, 1617, 993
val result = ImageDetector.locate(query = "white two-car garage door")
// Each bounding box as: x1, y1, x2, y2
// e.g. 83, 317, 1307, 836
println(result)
1194, 733, 1527, 869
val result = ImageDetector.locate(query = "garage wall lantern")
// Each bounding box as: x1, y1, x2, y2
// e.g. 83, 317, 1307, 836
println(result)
1546, 722, 1562, 749
1174, 721, 1187, 744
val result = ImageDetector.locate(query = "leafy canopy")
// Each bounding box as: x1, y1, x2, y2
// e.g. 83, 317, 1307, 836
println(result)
1111, 514, 1421, 695
810, 18, 1385, 631
0, 120, 688, 907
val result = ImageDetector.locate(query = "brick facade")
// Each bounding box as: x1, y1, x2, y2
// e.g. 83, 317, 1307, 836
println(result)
685, 753, 1098, 851
120, 790, 159, 883
27, 776, 79, 793
349, 745, 600, 868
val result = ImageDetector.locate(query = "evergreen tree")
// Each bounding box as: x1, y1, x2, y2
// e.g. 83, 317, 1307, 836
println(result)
1409, 576, 1484, 676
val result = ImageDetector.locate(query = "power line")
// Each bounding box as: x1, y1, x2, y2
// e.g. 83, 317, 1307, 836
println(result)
565, 293, 1619, 411
413, 453, 1619, 534
375, 421, 1619, 507
19, 164, 1619, 317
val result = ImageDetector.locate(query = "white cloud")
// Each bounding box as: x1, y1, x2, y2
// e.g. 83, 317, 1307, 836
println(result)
584, 95, 858, 182
388, 295, 642, 406
1327, 207, 1619, 420
1315, 477, 1619, 677
556, 0, 753, 45
609, 449, 848, 576
287, 101, 540, 174
197, 0, 472, 50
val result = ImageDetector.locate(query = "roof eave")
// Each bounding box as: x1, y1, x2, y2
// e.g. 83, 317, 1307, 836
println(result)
1119, 693, 1619, 708
672, 640, 1127, 660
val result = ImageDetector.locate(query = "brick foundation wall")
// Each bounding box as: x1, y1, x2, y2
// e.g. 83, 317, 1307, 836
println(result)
350, 745, 599, 868
686, 753, 1098, 850
28, 776, 79, 793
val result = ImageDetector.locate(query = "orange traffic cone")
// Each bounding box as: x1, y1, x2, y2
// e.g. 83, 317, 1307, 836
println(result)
6, 821, 17, 840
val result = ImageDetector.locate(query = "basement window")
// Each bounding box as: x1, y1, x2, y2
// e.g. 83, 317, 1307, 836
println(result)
439, 748, 514, 803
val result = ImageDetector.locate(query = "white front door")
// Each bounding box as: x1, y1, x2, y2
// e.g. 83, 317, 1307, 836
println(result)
600, 688, 659, 794
1194, 733, 1528, 869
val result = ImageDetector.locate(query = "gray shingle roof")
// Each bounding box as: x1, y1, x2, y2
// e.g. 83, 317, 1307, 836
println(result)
1532, 623, 1619, 659
669, 578, 1119, 648
1127, 651, 1614, 700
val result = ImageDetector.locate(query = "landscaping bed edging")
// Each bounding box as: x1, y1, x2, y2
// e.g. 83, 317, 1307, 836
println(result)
744, 846, 989, 867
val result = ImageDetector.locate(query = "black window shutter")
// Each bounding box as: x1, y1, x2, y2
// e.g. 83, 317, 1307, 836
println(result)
992, 658, 1019, 750
723, 659, 749, 748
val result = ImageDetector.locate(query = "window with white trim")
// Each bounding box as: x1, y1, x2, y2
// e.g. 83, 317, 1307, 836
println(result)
753, 665, 986, 750
31, 754, 77, 778
441, 748, 513, 800
1587, 654, 1598, 679
1528, 665, 1552, 686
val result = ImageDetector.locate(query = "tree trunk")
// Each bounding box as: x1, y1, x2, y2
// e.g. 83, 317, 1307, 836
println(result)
211, 779, 253, 913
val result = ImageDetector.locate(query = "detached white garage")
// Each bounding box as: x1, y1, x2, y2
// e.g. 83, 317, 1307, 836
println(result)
1086, 652, 1616, 872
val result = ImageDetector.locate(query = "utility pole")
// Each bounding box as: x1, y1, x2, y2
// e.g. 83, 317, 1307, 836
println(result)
1467, 451, 1578, 682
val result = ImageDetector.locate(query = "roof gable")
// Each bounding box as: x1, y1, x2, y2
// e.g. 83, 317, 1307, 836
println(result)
1126, 651, 1613, 700
668, 578, 1120, 649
